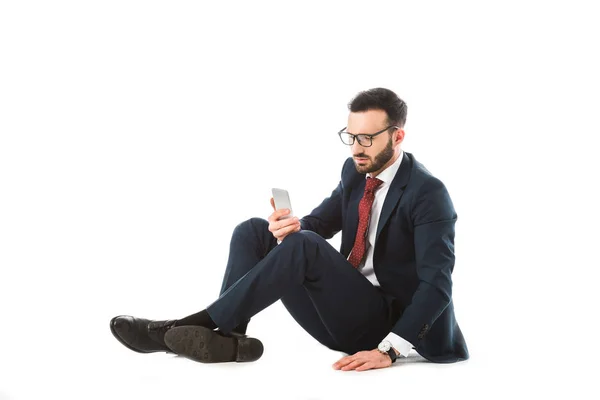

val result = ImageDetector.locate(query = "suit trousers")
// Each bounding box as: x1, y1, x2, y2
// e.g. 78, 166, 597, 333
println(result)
206, 217, 400, 354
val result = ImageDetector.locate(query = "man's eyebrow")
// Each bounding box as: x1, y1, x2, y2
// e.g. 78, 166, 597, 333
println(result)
346, 129, 383, 135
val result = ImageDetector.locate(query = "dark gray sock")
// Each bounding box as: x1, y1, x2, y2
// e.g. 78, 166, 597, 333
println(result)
174, 309, 218, 330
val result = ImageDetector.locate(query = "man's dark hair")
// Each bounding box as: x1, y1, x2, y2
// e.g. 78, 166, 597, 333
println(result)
348, 88, 407, 128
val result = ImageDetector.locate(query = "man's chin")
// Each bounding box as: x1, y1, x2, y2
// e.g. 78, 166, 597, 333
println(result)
354, 163, 372, 174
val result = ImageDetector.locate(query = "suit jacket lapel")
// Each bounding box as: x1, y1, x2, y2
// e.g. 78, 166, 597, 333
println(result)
375, 151, 412, 244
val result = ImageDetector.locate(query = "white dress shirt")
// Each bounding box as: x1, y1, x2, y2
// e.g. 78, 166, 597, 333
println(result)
347, 150, 413, 357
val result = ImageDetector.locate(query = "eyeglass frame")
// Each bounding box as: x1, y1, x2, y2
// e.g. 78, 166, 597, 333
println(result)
337, 125, 399, 147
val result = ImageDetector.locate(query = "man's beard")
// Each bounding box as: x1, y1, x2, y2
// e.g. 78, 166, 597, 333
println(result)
354, 136, 394, 174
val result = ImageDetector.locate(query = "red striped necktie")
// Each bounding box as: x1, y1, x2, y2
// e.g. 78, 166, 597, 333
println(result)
348, 177, 383, 268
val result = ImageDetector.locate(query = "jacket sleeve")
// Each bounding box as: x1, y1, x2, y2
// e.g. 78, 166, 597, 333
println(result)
298, 160, 349, 239
390, 177, 457, 345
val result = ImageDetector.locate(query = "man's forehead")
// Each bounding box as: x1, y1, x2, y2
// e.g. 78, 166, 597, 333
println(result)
347, 110, 387, 129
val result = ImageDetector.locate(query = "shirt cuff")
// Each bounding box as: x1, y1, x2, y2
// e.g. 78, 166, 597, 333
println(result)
383, 332, 413, 357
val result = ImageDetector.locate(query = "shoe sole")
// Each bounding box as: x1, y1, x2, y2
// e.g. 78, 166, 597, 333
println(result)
164, 326, 263, 363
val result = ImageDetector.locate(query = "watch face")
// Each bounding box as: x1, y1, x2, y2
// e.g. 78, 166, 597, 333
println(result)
378, 341, 391, 352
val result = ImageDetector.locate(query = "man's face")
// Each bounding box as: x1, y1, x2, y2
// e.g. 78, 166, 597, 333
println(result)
346, 109, 398, 175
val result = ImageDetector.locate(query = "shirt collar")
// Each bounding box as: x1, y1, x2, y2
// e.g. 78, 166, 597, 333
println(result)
366, 150, 404, 185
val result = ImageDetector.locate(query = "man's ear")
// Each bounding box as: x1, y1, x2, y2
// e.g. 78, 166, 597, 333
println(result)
394, 128, 405, 145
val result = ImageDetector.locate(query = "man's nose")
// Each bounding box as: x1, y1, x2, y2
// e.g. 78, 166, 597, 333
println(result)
351, 139, 366, 153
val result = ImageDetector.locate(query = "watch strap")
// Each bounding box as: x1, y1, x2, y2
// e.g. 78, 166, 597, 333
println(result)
386, 348, 398, 363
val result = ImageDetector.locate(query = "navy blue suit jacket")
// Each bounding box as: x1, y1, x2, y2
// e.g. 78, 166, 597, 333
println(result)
299, 152, 469, 363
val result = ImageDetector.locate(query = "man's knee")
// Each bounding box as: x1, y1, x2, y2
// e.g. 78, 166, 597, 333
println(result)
283, 229, 324, 246
234, 217, 269, 236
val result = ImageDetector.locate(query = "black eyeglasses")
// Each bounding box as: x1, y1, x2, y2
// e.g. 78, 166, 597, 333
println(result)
338, 125, 398, 147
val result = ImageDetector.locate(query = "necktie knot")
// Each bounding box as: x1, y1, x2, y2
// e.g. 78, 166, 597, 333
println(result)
365, 177, 383, 194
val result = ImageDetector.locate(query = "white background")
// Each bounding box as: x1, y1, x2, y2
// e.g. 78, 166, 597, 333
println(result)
1, 1, 599, 399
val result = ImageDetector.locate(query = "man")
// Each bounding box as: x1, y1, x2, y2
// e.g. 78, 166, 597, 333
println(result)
110, 87, 469, 370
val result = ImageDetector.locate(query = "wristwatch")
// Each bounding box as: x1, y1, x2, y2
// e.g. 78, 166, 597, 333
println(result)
377, 340, 398, 363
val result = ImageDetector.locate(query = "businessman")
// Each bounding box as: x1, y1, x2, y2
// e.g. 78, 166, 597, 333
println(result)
110, 87, 469, 371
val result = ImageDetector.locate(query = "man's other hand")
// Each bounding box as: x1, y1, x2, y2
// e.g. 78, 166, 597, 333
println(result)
268, 197, 301, 242
332, 349, 393, 372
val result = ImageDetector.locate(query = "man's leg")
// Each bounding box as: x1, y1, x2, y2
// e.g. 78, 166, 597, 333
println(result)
175, 217, 278, 334
109, 217, 276, 354
201, 221, 393, 355
217, 217, 277, 334
173, 218, 342, 347
279, 284, 342, 351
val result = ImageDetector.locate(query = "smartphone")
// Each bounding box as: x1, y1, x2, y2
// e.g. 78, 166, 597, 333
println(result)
271, 188, 294, 220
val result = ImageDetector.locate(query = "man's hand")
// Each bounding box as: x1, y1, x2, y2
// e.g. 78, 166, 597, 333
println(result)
268, 197, 301, 242
332, 349, 394, 372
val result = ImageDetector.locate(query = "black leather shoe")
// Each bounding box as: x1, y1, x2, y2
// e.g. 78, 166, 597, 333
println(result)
110, 315, 176, 353
164, 325, 264, 363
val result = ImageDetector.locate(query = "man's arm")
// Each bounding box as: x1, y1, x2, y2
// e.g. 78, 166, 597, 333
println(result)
390, 177, 457, 345
299, 181, 343, 239
299, 159, 351, 239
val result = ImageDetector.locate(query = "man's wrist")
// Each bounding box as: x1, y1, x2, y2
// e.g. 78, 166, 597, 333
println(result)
382, 332, 412, 358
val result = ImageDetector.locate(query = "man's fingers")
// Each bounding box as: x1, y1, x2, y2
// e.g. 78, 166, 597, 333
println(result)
273, 217, 299, 234
284, 220, 300, 233
268, 208, 291, 225
270, 197, 276, 212
279, 226, 300, 241
333, 352, 361, 366
276, 208, 291, 218
276, 222, 301, 241
338, 356, 360, 368
275, 216, 296, 231
333, 355, 355, 369
334, 350, 393, 371
268, 210, 291, 228
355, 362, 375, 372
341, 359, 365, 371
